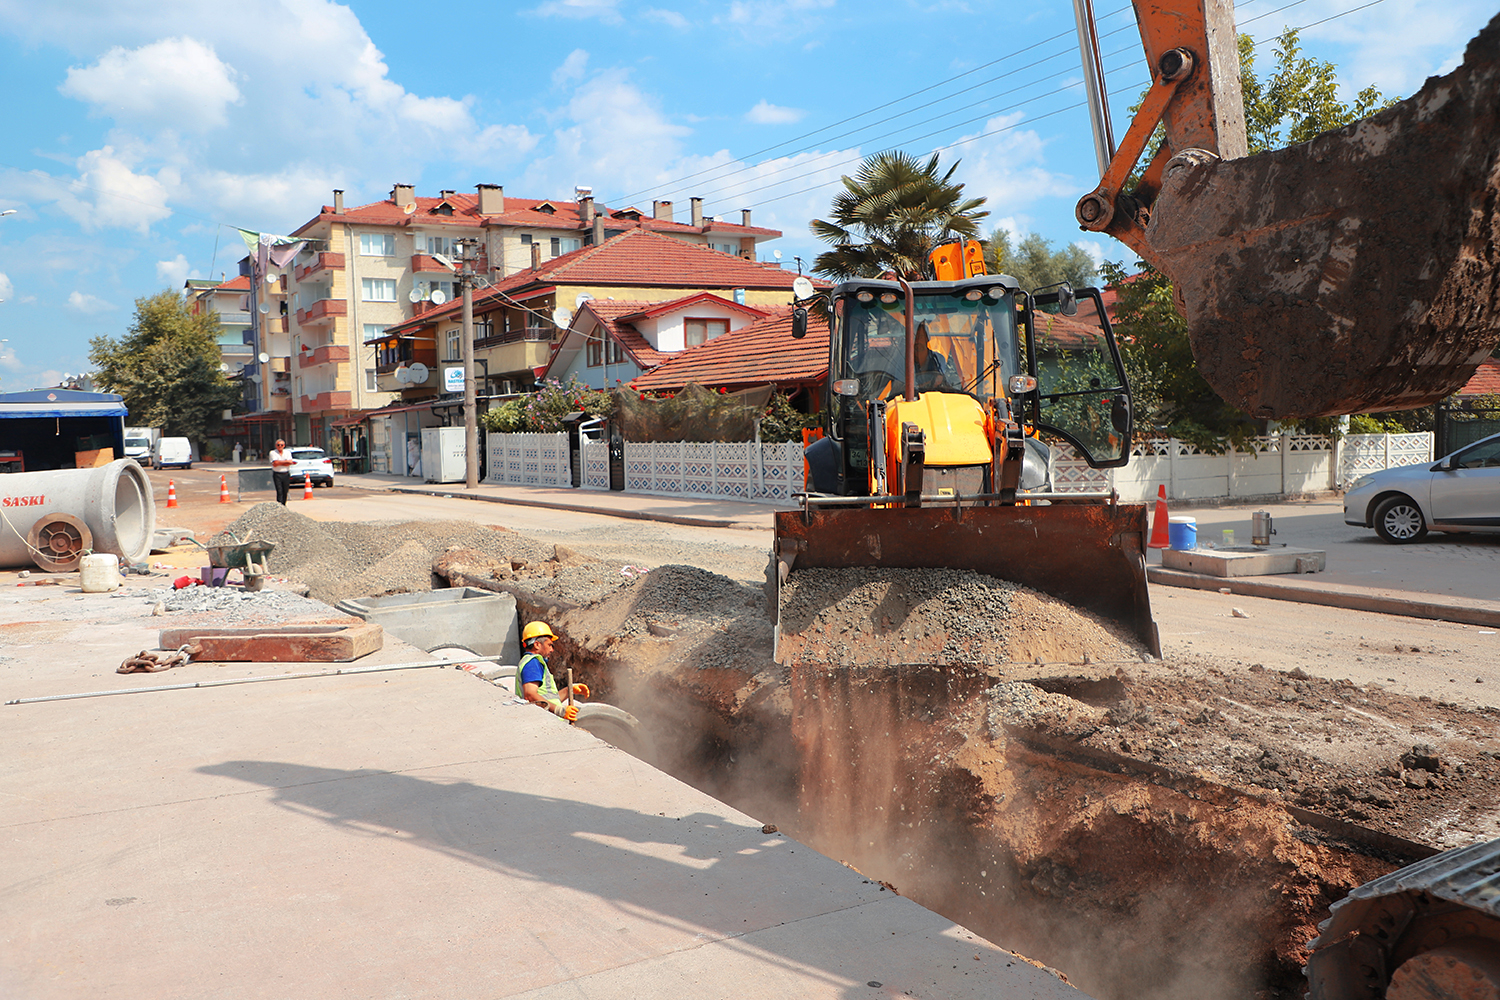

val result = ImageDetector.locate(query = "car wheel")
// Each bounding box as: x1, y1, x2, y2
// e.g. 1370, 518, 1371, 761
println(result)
1374, 495, 1427, 543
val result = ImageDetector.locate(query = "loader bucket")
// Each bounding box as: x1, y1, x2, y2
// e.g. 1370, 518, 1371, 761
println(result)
772, 502, 1160, 662
1145, 12, 1500, 419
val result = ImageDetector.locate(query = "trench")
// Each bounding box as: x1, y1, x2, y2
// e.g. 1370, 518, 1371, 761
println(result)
552, 638, 1423, 1000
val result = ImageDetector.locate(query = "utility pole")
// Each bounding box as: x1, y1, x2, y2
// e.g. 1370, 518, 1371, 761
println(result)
455, 238, 480, 489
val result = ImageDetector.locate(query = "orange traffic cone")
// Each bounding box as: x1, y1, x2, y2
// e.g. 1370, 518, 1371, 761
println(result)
218, 474, 230, 503
166, 480, 178, 508
302, 472, 313, 500
1148, 484, 1169, 549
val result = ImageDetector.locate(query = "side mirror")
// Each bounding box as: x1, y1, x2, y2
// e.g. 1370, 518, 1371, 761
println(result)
1057, 285, 1077, 316
791, 307, 808, 340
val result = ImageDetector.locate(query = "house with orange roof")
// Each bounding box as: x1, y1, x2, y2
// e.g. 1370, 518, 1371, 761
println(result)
272, 183, 779, 460
630, 308, 829, 406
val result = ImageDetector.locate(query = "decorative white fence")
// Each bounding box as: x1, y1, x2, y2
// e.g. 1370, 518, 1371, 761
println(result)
485, 432, 572, 488
579, 438, 806, 501
1052, 432, 1432, 501
488, 430, 1430, 503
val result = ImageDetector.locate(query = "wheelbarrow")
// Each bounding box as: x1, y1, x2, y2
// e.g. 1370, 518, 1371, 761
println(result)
204, 533, 276, 592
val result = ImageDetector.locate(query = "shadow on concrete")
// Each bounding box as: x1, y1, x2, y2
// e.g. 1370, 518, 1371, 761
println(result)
196, 759, 940, 997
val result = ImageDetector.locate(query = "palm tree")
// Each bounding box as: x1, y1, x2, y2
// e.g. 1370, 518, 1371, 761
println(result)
810, 150, 988, 280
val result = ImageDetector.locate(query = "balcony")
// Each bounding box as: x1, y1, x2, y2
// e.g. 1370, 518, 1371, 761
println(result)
375, 362, 439, 394
295, 252, 345, 283
296, 298, 347, 327
297, 344, 351, 368
300, 390, 352, 413
263, 394, 291, 412
411, 253, 451, 273
475, 339, 553, 376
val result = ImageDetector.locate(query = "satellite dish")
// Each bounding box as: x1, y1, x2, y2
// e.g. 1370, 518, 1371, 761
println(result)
258, 301, 269, 314
395, 366, 411, 384
249, 374, 262, 383
774, 250, 783, 260
575, 293, 593, 308
219, 363, 228, 372
403, 202, 416, 215
258, 352, 270, 364
792, 276, 815, 300
408, 289, 422, 303
552, 307, 572, 328
429, 289, 447, 305
265, 271, 277, 285
408, 362, 429, 383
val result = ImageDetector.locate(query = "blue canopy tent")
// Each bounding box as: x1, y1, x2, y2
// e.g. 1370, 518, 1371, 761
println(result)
0, 390, 129, 472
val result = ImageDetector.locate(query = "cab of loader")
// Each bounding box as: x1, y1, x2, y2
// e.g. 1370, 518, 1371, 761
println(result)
802, 273, 1134, 501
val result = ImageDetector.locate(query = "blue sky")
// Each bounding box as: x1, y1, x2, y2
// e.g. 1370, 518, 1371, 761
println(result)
0, 0, 1492, 392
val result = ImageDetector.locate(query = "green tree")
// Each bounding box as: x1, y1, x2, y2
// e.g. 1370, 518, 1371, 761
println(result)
89, 291, 241, 445
987, 230, 1098, 292
811, 150, 988, 280
1109, 30, 1398, 440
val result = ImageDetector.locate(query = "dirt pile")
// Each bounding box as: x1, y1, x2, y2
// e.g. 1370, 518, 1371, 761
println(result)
213, 502, 616, 605
778, 566, 1147, 666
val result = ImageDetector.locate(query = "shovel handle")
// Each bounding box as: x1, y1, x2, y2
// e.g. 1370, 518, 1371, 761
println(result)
566, 667, 575, 723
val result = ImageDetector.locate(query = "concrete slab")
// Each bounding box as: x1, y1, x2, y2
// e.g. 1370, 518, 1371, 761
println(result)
0, 580, 1086, 1000
1161, 545, 1326, 577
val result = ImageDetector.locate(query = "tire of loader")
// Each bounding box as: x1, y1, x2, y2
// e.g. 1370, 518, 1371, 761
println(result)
1304, 837, 1500, 999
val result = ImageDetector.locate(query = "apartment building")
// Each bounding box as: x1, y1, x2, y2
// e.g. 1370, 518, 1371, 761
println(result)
187, 270, 292, 453
282, 183, 780, 448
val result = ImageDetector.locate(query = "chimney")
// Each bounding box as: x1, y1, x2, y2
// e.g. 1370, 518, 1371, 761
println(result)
531, 242, 542, 270
740, 208, 753, 227
439, 189, 454, 201
477, 184, 504, 215
580, 195, 595, 224
691, 197, 704, 228
592, 215, 605, 246
333, 189, 345, 215
392, 184, 416, 210
654, 199, 673, 221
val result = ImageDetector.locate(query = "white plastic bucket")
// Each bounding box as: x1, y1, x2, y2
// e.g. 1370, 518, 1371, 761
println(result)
1167, 515, 1197, 550
80, 553, 121, 592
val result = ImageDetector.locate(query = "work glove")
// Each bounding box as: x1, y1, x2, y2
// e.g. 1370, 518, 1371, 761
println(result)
549, 701, 579, 723
570, 683, 590, 699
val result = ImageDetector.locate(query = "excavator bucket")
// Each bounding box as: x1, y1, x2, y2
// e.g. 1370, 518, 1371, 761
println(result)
772, 502, 1160, 664
1144, 13, 1500, 419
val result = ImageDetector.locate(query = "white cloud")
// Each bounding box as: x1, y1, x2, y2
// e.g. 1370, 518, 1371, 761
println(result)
156, 254, 194, 286
0, 272, 11, 300
643, 7, 691, 30
553, 49, 589, 88
721, 0, 835, 38
58, 146, 174, 234
67, 291, 114, 314
942, 112, 1076, 209
0, 340, 20, 369
745, 100, 806, 125
531, 0, 623, 23
61, 37, 240, 130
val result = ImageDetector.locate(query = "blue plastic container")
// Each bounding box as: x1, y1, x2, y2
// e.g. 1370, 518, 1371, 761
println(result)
1167, 515, 1197, 550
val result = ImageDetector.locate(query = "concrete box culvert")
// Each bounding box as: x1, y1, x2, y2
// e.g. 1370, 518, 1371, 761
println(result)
0, 459, 156, 570
336, 588, 520, 661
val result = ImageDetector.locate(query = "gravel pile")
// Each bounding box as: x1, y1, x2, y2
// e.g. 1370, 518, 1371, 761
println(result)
213, 503, 555, 604
145, 585, 332, 625
778, 565, 1142, 666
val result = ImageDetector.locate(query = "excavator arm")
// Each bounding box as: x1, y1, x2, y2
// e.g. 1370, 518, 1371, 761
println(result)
1080, 2, 1500, 419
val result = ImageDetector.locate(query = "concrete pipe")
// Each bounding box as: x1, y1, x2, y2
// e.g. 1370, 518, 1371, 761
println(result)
0, 459, 156, 570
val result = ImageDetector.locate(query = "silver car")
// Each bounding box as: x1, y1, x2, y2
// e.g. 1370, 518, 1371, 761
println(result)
1343, 431, 1500, 543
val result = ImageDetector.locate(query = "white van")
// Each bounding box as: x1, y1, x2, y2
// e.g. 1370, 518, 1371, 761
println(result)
152, 437, 193, 470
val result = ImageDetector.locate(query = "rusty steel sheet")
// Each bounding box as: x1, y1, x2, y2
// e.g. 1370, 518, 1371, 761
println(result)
156, 622, 383, 663
1145, 11, 1500, 419
773, 502, 1160, 658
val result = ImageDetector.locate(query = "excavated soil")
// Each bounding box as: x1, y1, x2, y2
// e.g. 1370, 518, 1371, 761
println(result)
191, 505, 1500, 1000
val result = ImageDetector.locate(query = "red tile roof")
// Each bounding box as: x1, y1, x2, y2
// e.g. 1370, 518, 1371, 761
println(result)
618, 291, 769, 323
214, 275, 252, 291
631, 308, 828, 391
294, 192, 779, 239
1457, 358, 1500, 396
388, 229, 813, 334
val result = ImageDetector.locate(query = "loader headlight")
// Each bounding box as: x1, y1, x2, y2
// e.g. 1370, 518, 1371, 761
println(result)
856, 290, 874, 304
879, 291, 898, 305
1008, 375, 1037, 395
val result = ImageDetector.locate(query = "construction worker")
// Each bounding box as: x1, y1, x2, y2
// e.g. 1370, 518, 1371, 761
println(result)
516, 621, 588, 721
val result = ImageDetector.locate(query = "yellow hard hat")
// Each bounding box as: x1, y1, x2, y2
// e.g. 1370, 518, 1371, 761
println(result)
522, 621, 557, 643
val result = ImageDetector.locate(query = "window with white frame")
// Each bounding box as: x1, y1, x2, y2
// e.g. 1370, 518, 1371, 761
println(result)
709, 241, 737, 255
587, 334, 625, 367
425, 235, 457, 256
550, 236, 581, 257
362, 278, 397, 302
365, 369, 377, 391
360, 233, 396, 256
684, 317, 729, 347
363, 323, 385, 341
418, 280, 456, 302
446, 326, 461, 360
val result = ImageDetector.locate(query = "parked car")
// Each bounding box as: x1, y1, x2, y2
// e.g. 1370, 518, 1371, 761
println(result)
152, 436, 193, 470
1343, 431, 1500, 543
288, 447, 335, 487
